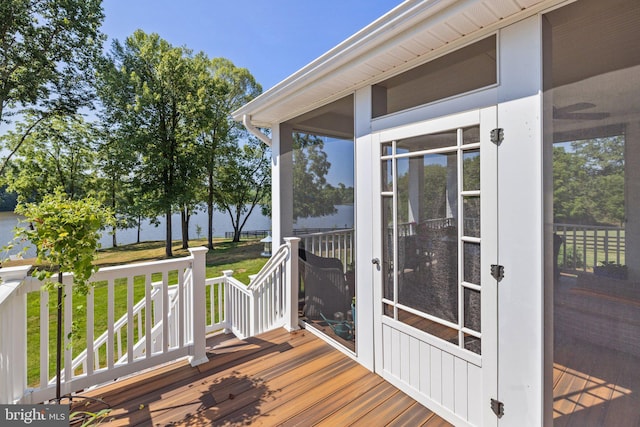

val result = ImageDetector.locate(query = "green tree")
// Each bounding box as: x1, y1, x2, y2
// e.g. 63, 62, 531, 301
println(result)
553, 136, 625, 226
95, 128, 144, 247
195, 56, 262, 249
5, 114, 97, 202
292, 133, 338, 220
97, 31, 198, 257
12, 189, 113, 401
214, 138, 270, 242
0, 0, 104, 177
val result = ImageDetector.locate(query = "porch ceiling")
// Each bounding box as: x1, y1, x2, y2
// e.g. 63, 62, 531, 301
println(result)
232, 0, 554, 129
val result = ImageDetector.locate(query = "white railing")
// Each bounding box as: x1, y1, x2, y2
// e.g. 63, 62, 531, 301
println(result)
298, 229, 353, 272
0, 247, 209, 404
203, 237, 300, 339
554, 223, 625, 273
0, 238, 302, 405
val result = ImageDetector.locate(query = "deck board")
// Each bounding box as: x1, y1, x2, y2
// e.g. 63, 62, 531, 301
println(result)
71, 328, 451, 427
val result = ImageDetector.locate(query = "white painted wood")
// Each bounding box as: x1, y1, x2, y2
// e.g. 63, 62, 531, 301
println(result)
372, 105, 499, 425
480, 105, 499, 427
391, 327, 401, 377
271, 123, 294, 246
355, 86, 376, 371
419, 340, 432, 397
495, 15, 544, 426
409, 336, 421, 390
39, 286, 49, 390
468, 363, 483, 425
162, 271, 169, 353
63, 281, 73, 396
107, 279, 115, 369
430, 347, 443, 404
86, 288, 95, 377
442, 352, 455, 412
283, 237, 300, 332
144, 274, 152, 359
455, 357, 468, 419
382, 323, 391, 372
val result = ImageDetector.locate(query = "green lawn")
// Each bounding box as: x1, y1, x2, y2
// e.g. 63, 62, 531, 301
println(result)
25, 238, 268, 387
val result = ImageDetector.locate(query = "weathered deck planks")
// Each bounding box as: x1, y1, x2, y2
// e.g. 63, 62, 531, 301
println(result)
71, 328, 451, 426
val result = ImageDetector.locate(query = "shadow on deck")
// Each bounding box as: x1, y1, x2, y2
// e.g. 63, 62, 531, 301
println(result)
71, 328, 451, 426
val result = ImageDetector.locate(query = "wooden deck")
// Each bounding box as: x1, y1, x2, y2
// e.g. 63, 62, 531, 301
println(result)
554, 336, 640, 425
71, 328, 451, 426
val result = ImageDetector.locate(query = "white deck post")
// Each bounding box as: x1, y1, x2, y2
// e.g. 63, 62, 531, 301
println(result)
284, 237, 300, 332
188, 247, 209, 367
0, 265, 31, 404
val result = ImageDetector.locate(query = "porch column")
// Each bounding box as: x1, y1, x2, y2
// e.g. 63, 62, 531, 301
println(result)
188, 247, 209, 367
0, 265, 31, 404
284, 237, 300, 331
626, 121, 640, 281
272, 122, 294, 246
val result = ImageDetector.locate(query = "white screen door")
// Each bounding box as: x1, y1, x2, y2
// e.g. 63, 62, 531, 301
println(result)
372, 107, 498, 426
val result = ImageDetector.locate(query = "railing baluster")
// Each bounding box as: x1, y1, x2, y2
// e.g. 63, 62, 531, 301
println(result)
86, 287, 94, 376
145, 274, 152, 359
64, 281, 73, 388
107, 279, 115, 370
162, 271, 169, 354
40, 285, 49, 388
127, 276, 134, 364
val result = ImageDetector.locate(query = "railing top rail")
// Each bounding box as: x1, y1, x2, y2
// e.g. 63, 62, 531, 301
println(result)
247, 244, 289, 290
553, 223, 624, 231
94, 255, 193, 276
297, 228, 354, 238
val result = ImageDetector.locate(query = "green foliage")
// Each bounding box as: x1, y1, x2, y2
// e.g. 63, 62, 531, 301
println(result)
0, 0, 105, 177
13, 189, 114, 294
557, 245, 584, 269
97, 30, 200, 256
214, 139, 271, 241
553, 136, 625, 226
292, 133, 339, 220
4, 114, 97, 202
193, 55, 262, 248
69, 409, 111, 427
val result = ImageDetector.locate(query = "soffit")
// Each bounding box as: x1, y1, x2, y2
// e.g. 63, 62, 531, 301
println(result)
232, 0, 555, 128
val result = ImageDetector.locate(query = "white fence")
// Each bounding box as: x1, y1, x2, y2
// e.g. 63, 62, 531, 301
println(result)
554, 223, 626, 273
298, 229, 353, 272
0, 238, 300, 404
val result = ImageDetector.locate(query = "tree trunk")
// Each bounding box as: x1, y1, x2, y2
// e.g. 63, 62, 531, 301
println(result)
233, 229, 241, 242
207, 203, 214, 249
181, 207, 189, 249
165, 209, 173, 257
111, 178, 117, 247
207, 173, 215, 250
112, 225, 117, 247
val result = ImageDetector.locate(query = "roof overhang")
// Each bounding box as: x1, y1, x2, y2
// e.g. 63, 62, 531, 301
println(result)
232, 0, 560, 128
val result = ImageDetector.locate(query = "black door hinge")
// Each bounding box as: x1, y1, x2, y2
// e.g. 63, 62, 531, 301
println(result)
491, 264, 504, 282
491, 398, 504, 418
490, 128, 504, 145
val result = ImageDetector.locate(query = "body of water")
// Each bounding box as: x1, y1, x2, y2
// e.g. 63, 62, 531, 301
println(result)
0, 205, 354, 258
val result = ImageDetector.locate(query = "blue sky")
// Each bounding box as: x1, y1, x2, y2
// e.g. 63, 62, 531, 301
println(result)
101, 1, 403, 187
101, 0, 403, 90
